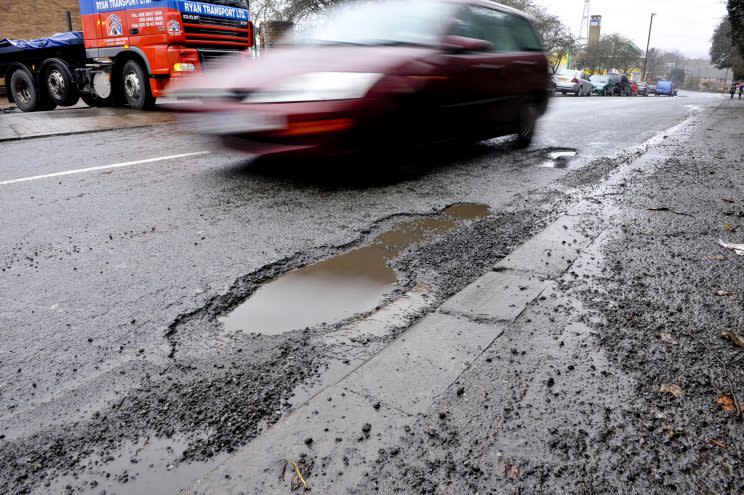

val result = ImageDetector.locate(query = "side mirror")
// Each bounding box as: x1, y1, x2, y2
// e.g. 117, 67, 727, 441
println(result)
442, 35, 493, 54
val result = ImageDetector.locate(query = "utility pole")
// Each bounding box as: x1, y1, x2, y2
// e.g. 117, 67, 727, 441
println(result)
642, 13, 656, 82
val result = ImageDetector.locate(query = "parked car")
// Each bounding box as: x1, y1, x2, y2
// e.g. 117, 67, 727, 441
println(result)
637, 81, 649, 96
172, 0, 551, 158
629, 80, 639, 96
553, 69, 592, 96
589, 74, 615, 96
608, 73, 632, 96
648, 84, 657, 95
655, 80, 677, 96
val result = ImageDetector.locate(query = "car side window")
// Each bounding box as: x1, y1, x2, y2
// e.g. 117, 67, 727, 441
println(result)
452, 6, 518, 52
505, 14, 542, 51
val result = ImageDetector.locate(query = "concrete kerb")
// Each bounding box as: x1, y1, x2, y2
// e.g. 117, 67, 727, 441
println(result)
183, 109, 695, 494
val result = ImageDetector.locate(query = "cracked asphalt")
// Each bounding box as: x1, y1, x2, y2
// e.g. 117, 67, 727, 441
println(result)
0, 91, 730, 494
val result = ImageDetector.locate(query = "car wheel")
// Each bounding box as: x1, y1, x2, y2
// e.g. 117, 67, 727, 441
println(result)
561, 91, 567, 95
121, 60, 156, 110
516, 104, 537, 148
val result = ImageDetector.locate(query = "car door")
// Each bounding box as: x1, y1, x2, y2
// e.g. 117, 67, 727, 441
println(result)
447, 5, 516, 134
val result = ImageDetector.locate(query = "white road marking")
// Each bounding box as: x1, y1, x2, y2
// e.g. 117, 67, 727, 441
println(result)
0, 151, 210, 186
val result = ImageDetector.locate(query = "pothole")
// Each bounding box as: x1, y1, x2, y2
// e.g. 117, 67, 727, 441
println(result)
218, 203, 490, 335
540, 149, 578, 168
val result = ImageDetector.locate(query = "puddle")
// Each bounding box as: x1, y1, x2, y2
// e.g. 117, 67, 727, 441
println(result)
219, 203, 490, 335
540, 150, 578, 168
44, 435, 228, 495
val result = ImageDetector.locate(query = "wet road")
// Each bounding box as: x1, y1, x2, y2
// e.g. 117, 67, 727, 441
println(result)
0, 91, 724, 493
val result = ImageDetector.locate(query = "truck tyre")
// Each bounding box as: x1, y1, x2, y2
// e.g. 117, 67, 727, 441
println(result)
121, 60, 155, 110
43, 60, 79, 107
10, 69, 41, 112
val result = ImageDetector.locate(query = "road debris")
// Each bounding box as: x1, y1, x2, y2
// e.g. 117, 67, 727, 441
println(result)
659, 384, 683, 398
645, 207, 693, 217
716, 289, 736, 297
721, 331, 744, 349
718, 239, 744, 255
709, 255, 727, 261
289, 460, 309, 491
708, 438, 726, 449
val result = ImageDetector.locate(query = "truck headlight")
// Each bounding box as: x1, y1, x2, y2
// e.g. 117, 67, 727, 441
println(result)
173, 63, 196, 72
242, 72, 383, 103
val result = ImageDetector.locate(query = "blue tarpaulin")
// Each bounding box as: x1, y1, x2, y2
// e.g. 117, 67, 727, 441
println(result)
0, 31, 83, 55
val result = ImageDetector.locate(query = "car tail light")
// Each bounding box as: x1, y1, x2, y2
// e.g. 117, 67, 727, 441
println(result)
571, 77, 579, 83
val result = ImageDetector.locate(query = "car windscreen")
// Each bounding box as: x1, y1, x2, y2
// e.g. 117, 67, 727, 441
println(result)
197, 0, 249, 8
590, 75, 609, 82
292, 0, 458, 46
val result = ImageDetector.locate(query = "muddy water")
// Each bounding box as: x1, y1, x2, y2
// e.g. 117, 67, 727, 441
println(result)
219, 203, 490, 335
540, 150, 577, 168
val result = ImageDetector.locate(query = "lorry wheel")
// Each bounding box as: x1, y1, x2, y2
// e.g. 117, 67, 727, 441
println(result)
43, 61, 79, 107
10, 69, 41, 112
121, 60, 155, 110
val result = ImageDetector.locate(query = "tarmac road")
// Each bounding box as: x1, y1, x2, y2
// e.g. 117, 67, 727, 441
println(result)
0, 91, 726, 494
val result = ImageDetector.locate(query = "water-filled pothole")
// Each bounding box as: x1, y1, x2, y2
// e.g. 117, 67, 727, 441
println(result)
540, 149, 578, 168
219, 203, 490, 335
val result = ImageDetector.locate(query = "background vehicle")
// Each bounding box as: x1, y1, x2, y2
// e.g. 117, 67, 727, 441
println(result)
637, 81, 649, 96
656, 80, 677, 96
589, 74, 615, 96
1, 0, 254, 112
554, 69, 592, 96
629, 80, 638, 96
648, 84, 657, 95
175, 0, 551, 158
608, 73, 632, 96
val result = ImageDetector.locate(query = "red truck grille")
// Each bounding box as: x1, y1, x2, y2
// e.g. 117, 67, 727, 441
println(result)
182, 15, 251, 48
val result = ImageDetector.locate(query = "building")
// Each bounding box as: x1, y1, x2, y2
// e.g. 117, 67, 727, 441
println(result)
0, 0, 82, 41
588, 15, 601, 45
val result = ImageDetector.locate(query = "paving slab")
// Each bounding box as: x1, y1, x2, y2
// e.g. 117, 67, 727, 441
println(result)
185, 386, 410, 495
439, 269, 549, 322
0, 105, 175, 141
494, 214, 600, 277
341, 313, 504, 414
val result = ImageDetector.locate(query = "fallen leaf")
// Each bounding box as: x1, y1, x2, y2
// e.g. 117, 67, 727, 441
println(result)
709, 438, 726, 449
721, 332, 744, 348
659, 332, 677, 344
716, 290, 735, 297
724, 224, 736, 232
660, 384, 683, 398
709, 255, 728, 261
715, 395, 739, 412
662, 424, 678, 438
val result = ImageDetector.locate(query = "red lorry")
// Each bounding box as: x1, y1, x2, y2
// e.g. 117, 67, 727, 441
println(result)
0, 0, 253, 112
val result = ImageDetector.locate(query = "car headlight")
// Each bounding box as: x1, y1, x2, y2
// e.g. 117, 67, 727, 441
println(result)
242, 72, 383, 103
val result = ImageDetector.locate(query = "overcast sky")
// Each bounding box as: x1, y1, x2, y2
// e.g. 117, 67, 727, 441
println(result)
545, 0, 728, 59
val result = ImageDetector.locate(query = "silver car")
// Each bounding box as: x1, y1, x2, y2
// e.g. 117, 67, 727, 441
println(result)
553, 69, 592, 96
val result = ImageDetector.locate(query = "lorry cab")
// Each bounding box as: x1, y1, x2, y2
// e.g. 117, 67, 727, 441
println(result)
1, 0, 253, 112
80, 0, 253, 102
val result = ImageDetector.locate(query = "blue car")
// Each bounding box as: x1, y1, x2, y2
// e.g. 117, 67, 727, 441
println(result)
655, 80, 678, 96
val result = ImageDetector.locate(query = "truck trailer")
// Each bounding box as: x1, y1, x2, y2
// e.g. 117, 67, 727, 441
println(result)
0, 0, 253, 112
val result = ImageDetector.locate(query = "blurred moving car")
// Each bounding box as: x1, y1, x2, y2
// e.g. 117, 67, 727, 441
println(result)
608, 73, 632, 96
629, 80, 639, 96
172, 0, 550, 159
655, 80, 678, 96
589, 74, 615, 96
637, 81, 649, 96
554, 69, 592, 96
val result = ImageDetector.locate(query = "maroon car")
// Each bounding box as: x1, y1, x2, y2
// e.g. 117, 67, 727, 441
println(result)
172, 0, 550, 159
